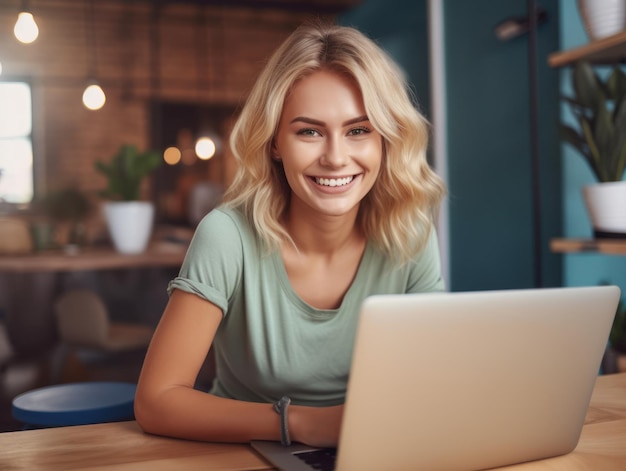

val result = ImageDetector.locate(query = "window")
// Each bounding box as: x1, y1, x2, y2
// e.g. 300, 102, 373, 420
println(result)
0, 81, 33, 204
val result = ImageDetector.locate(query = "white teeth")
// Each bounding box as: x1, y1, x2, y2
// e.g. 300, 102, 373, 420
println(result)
314, 176, 354, 187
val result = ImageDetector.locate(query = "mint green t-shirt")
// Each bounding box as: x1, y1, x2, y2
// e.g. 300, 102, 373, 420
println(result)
168, 207, 444, 406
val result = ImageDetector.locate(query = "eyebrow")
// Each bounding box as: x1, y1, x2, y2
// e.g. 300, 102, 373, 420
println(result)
289, 115, 370, 127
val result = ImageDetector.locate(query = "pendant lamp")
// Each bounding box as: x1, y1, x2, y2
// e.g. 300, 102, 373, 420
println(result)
14, 0, 39, 44
82, 0, 105, 110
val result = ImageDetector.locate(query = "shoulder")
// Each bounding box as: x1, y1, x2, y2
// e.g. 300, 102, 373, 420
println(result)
194, 207, 251, 240
406, 228, 444, 291
196, 206, 245, 231
190, 206, 260, 255
366, 227, 444, 292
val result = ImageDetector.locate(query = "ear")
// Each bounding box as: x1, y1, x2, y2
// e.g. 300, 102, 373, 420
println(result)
271, 140, 281, 161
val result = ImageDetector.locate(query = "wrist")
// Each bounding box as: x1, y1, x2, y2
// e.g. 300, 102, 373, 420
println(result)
287, 404, 305, 444
272, 396, 292, 446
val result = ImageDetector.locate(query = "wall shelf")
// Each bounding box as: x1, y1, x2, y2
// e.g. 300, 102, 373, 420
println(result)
549, 32, 626, 258
548, 30, 626, 67
550, 238, 626, 255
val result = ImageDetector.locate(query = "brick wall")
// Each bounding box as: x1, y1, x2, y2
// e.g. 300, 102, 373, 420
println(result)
0, 0, 333, 227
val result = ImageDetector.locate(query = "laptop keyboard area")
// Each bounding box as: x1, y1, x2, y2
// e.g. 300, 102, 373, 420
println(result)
294, 448, 337, 471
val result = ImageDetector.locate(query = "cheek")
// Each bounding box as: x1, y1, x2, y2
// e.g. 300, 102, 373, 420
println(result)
359, 138, 383, 164
283, 142, 325, 173
280, 158, 308, 189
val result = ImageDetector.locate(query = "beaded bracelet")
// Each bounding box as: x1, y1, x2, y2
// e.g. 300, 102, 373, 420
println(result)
273, 395, 292, 446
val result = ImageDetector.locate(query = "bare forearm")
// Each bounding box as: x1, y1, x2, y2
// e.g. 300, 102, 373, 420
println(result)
290, 404, 344, 447
135, 386, 281, 443
135, 386, 344, 446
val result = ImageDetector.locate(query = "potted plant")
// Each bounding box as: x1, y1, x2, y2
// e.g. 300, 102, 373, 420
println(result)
39, 186, 93, 251
95, 144, 162, 253
561, 60, 626, 238
577, 0, 626, 42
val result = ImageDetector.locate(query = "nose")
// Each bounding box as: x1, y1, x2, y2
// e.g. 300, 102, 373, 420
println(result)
320, 135, 348, 168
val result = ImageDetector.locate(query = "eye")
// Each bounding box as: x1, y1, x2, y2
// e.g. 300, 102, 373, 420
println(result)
297, 128, 321, 137
348, 126, 371, 136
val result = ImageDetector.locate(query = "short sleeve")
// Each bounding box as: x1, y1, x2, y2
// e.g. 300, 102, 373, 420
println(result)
406, 228, 445, 293
168, 209, 245, 316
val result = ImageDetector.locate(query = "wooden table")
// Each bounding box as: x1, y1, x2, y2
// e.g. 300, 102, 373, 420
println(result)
0, 243, 187, 273
1, 373, 625, 470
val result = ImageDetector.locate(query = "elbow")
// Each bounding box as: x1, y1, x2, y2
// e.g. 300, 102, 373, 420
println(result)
134, 383, 209, 441
134, 389, 164, 436
133, 395, 152, 434
134, 383, 191, 438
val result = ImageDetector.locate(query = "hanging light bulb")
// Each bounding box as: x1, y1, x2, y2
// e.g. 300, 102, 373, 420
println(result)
82, 82, 106, 110
81, 0, 105, 111
14, 1, 39, 45
163, 147, 182, 165
195, 136, 216, 160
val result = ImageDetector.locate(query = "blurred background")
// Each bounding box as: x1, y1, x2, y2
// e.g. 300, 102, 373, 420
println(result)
0, 0, 625, 431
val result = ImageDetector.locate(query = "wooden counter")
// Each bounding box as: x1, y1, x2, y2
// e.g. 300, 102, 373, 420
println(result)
0, 243, 187, 273
1, 373, 625, 470
0, 421, 272, 470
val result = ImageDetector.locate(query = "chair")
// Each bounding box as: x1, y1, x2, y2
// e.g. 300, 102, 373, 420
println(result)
53, 289, 153, 382
12, 381, 136, 428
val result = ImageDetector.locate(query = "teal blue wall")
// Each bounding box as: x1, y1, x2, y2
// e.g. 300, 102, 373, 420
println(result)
443, 0, 562, 290
342, 0, 563, 291
339, 0, 430, 118
559, 0, 626, 294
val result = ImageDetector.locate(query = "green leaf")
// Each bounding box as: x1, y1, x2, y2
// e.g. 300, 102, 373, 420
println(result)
563, 62, 626, 183
594, 100, 614, 175
613, 115, 626, 181
580, 117, 604, 182
560, 124, 589, 156
94, 144, 162, 201
573, 61, 602, 109
607, 66, 626, 102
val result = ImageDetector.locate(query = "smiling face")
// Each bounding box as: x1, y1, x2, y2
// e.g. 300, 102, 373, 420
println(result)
273, 69, 383, 220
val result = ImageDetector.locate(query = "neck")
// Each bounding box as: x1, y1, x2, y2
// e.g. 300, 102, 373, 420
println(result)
282, 205, 362, 256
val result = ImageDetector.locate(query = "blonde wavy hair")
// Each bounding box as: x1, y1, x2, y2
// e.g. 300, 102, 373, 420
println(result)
223, 22, 446, 264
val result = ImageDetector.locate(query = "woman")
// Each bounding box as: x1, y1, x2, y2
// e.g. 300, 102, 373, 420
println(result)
134, 22, 446, 448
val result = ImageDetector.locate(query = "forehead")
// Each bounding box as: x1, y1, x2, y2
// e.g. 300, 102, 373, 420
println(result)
281, 69, 365, 119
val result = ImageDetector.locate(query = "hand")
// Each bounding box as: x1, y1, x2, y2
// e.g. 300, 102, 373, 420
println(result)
289, 404, 344, 448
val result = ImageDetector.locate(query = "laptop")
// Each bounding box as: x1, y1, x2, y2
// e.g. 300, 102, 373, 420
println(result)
251, 285, 620, 471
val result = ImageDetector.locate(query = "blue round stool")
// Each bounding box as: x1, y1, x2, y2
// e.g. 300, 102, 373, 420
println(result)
12, 381, 136, 428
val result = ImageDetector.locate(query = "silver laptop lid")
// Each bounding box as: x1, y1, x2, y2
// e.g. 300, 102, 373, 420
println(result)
336, 286, 620, 471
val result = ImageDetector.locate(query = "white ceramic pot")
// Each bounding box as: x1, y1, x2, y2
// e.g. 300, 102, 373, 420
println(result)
582, 181, 626, 238
577, 0, 626, 41
104, 201, 155, 254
